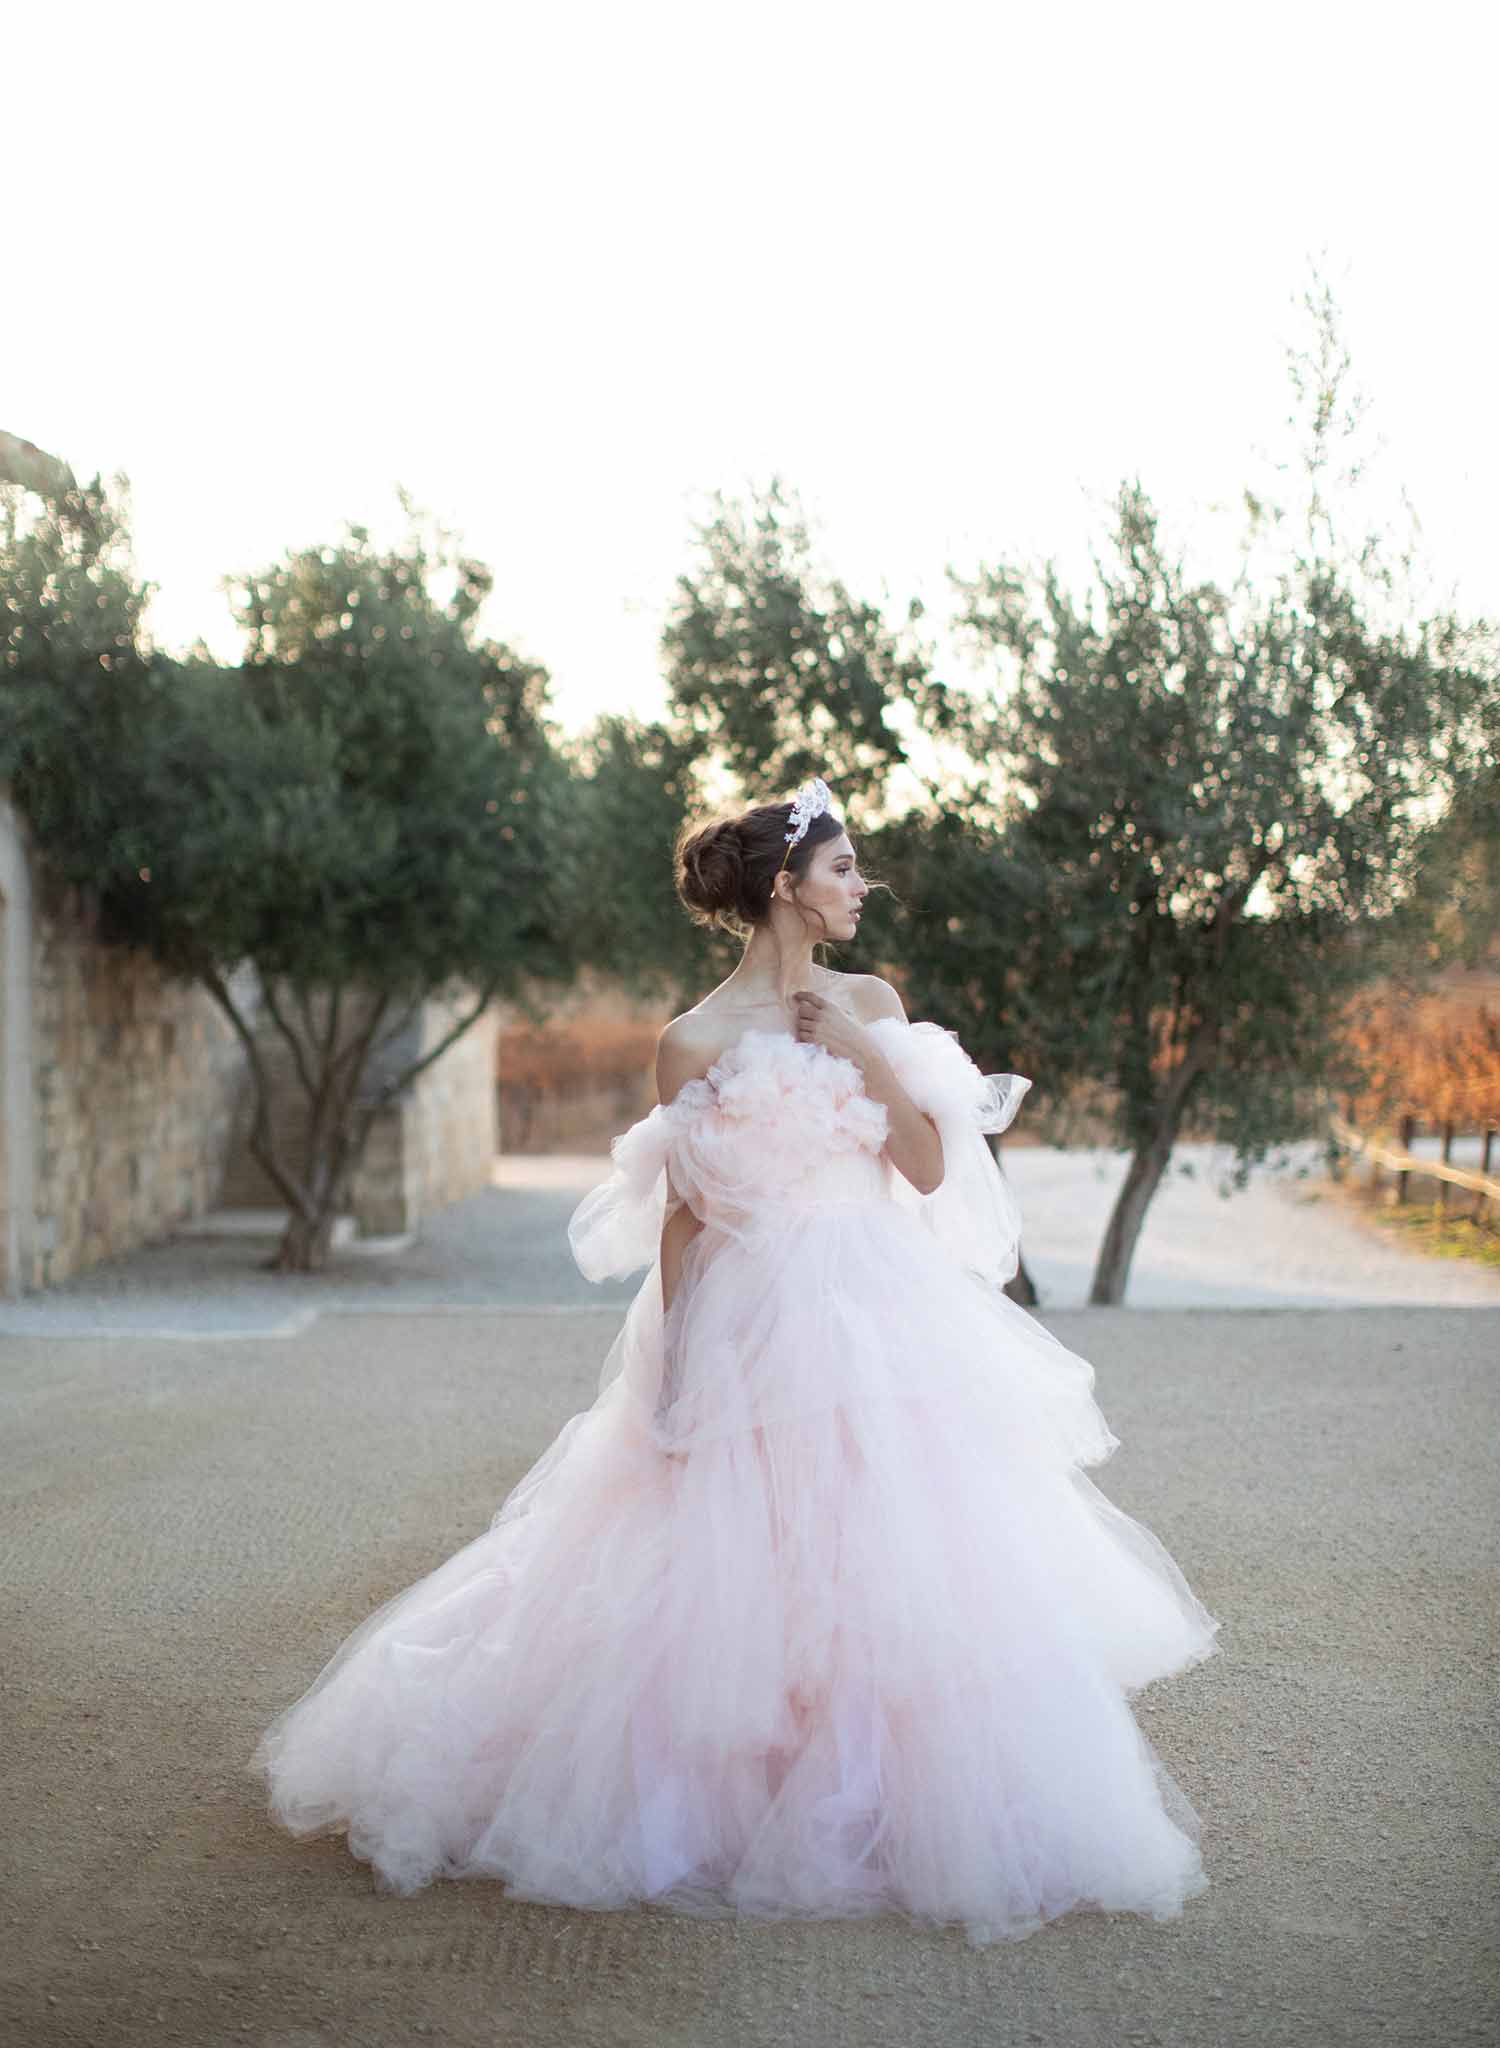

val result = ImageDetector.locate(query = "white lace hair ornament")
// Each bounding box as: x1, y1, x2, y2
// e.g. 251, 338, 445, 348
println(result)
776, 775, 833, 875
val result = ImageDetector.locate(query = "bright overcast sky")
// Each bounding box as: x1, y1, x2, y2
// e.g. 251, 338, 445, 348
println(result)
7, 1, 1496, 736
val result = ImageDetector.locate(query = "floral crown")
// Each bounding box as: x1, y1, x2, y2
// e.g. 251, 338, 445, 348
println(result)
775, 776, 833, 875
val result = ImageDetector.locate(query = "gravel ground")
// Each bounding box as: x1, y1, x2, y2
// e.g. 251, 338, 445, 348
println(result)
1, 1303, 1496, 2047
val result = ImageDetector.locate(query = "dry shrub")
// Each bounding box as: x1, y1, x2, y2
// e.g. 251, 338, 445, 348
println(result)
1345, 972, 1500, 1133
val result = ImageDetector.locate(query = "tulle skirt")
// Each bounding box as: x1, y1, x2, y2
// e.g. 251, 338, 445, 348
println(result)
250, 1200, 1220, 1946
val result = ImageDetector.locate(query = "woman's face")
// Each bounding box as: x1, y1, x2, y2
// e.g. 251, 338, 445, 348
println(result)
781, 832, 868, 940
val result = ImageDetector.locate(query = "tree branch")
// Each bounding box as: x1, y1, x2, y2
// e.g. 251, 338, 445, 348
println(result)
325, 992, 393, 1156
347, 983, 500, 1166
326, 988, 400, 1085
365, 994, 427, 1066
321, 984, 344, 1068
301, 984, 348, 1198
257, 973, 321, 1104
289, 977, 320, 1055
200, 963, 316, 1218
294, 990, 393, 1217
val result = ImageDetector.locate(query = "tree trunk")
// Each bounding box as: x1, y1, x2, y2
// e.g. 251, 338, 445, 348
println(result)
264, 1137, 357, 1273
268, 1209, 341, 1273
203, 968, 500, 1279
1088, 1023, 1216, 1305
1088, 1139, 1176, 1305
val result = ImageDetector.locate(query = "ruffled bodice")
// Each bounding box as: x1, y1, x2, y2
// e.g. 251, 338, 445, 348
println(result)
568, 1015, 1032, 1291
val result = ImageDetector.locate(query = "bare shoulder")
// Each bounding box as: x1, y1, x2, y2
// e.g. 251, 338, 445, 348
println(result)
840, 973, 908, 1025
655, 1011, 726, 1106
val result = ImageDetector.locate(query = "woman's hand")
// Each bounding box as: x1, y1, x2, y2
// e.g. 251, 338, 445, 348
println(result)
794, 988, 945, 1194
790, 988, 874, 1068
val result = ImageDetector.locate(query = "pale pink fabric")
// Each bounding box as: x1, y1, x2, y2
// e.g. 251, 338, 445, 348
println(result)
251, 1018, 1220, 1945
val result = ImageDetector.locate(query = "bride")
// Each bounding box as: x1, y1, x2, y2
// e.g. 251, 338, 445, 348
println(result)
251, 776, 1221, 1947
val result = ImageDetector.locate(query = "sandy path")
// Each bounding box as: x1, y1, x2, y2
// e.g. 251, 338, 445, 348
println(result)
1, 1304, 1494, 2047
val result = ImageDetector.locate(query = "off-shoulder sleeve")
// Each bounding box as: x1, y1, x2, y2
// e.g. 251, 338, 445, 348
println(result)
865, 1016, 1031, 1288
567, 1095, 695, 1282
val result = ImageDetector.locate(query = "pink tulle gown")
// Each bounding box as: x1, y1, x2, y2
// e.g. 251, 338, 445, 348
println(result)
251, 1017, 1221, 1946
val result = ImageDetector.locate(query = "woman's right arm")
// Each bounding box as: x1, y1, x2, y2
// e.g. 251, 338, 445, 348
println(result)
655, 1023, 707, 1315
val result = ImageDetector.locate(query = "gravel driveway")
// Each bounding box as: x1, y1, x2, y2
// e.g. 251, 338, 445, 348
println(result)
1, 1301, 1494, 2047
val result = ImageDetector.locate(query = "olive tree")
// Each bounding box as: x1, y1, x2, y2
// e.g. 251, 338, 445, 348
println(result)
2, 483, 575, 1270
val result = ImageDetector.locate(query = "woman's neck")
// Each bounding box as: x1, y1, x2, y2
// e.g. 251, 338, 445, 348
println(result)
718, 923, 833, 1009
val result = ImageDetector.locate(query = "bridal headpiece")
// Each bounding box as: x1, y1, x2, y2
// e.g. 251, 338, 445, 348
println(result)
775, 776, 833, 875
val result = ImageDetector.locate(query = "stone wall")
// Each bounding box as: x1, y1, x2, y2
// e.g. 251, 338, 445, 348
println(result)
25, 882, 249, 1290
2, 791, 503, 1292
0, 794, 38, 1295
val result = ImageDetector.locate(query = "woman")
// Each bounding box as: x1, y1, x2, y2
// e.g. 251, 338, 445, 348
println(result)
251, 776, 1220, 1947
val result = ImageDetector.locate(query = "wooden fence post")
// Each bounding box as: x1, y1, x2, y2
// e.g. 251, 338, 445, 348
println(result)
1396, 1116, 1416, 1205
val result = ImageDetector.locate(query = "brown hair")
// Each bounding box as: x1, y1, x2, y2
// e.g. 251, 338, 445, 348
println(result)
674, 796, 848, 939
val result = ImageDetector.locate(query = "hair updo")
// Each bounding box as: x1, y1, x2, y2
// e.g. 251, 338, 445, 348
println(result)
674, 796, 846, 937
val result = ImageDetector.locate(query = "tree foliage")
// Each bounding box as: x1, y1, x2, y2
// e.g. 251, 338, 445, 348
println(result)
557, 711, 710, 1002
949, 465, 1494, 1297
1, 468, 158, 869
1, 481, 576, 1270
653, 483, 1044, 1298
647, 287, 1497, 1306
662, 478, 959, 819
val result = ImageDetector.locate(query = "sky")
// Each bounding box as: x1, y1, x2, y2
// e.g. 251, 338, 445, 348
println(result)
7, 0, 1497, 738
